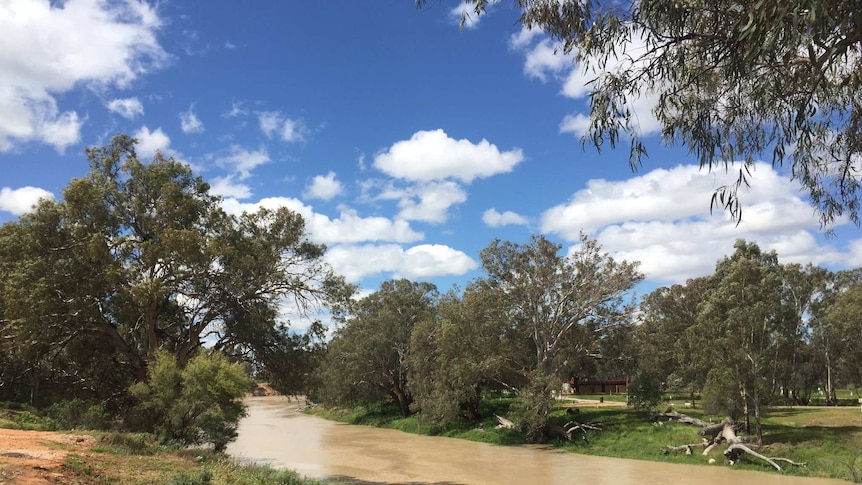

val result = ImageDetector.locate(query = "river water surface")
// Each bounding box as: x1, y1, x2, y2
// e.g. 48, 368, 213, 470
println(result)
227, 397, 844, 485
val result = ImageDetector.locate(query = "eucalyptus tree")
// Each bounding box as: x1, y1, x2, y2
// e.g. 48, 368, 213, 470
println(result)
410, 282, 513, 425
0, 201, 126, 404
637, 277, 713, 405
427, 0, 862, 227
774, 264, 829, 403
480, 233, 642, 438
824, 283, 862, 389
0, 135, 346, 403
316, 279, 438, 416
697, 240, 783, 445
811, 269, 862, 402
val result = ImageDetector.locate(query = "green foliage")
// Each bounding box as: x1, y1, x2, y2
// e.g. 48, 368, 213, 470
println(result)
129, 350, 250, 451
46, 399, 112, 430
480, 233, 642, 436
313, 279, 437, 417
627, 370, 664, 416
410, 283, 508, 427
93, 432, 164, 455
0, 134, 348, 406
702, 369, 744, 420
509, 372, 557, 442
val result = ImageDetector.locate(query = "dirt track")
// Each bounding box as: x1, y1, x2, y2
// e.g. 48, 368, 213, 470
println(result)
0, 429, 95, 484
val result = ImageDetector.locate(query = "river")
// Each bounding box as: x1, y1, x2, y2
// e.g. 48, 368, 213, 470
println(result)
227, 396, 844, 485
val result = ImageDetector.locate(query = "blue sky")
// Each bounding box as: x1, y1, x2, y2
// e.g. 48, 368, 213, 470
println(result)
2, 0, 862, 314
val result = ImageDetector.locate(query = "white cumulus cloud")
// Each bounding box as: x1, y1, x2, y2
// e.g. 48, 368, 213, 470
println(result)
209, 176, 251, 199
483, 208, 529, 227
180, 105, 204, 133
216, 145, 270, 179
448, 0, 496, 30
258, 111, 308, 143
397, 181, 468, 223
0, 0, 167, 152
133, 125, 171, 159
373, 129, 524, 183
544, 162, 859, 284
106, 97, 144, 119
324, 243, 478, 283
511, 27, 661, 138
304, 171, 344, 201
0, 186, 54, 215
219, 197, 424, 246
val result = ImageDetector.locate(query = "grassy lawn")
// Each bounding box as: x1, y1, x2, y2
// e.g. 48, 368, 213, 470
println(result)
311, 399, 862, 482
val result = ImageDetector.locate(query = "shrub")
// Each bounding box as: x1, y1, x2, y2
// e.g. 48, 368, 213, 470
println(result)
627, 370, 664, 416
509, 371, 555, 442
46, 399, 112, 430
168, 470, 212, 485
129, 350, 251, 451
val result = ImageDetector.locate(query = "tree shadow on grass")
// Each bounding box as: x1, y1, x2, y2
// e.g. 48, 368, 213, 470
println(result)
764, 425, 862, 446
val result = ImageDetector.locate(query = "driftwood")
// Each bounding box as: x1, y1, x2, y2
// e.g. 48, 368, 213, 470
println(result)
654, 409, 712, 427
661, 438, 710, 455
701, 419, 742, 456
725, 444, 807, 471
549, 420, 603, 441
495, 415, 517, 430
661, 413, 804, 471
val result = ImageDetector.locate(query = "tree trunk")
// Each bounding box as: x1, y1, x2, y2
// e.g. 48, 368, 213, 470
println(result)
753, 388, 763, 446
826, 350, 836, 405
392, 388, 411, 417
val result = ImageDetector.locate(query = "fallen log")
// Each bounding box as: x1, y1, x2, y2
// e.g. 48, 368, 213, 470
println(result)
654, 410, 711, 427
549, 420, 603, 441
701, 419, 743, 456
724, 443, 806, 471
495, 415, 517, 430
661, 439, 710, 455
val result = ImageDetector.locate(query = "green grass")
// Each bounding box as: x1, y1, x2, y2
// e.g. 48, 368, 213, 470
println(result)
55, 449, 339, 485
0, 404, 55, 431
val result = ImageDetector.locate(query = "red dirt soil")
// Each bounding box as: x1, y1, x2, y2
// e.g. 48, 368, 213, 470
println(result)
0, 429, 95, 484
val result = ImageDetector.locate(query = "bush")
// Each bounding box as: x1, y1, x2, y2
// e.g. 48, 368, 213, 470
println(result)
168, 470, 212, 485
509, 371, 556, 442
46, 399, 112, 430
627, 370, 664, 416
129, 350, 251, 451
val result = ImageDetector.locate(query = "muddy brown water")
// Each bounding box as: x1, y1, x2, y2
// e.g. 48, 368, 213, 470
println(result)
227, 397, 844, 485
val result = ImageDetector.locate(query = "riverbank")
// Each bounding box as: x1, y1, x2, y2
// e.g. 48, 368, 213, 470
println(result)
0, 405, 334, 485
308, 399, 862, 483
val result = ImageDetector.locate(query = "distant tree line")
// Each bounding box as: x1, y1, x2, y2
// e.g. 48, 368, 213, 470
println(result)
311, 240, 862, 443
312, 234, 644, 440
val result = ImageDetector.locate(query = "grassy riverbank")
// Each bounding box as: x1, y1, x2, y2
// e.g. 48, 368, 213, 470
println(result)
308, 399, 862, 483
0, 404, 336, 485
